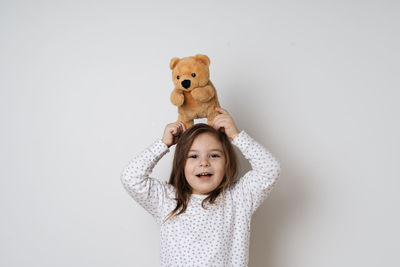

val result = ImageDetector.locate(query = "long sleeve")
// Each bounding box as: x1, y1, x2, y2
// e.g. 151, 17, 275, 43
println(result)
120, 139, 170, 224
230, 130, 281, 215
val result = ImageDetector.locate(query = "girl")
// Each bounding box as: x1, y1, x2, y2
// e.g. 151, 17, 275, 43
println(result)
120, 107, 281, 267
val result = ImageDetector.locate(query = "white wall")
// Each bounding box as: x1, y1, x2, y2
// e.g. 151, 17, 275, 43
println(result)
1, 0, 399, 266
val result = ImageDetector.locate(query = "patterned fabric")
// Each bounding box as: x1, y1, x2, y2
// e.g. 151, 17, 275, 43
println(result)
120, 130, 281, 267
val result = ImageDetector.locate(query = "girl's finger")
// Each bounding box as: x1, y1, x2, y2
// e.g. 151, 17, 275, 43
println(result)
215, 107, 229, 115
213, 119, 224, 129
213, 114, 225, 123
215, 114, 231, 122
179, 122, 186, 131
173, 125, 180, 135
212, 116, 221, 125
214, 116, 228, 126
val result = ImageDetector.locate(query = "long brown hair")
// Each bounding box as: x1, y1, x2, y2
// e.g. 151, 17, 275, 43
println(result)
163, 123, 238, 224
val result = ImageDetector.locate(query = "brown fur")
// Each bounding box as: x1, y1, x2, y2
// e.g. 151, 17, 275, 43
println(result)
170, 54, 221, 130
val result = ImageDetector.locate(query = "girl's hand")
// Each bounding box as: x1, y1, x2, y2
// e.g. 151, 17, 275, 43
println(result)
162, 122, 186, 148
212, 107, 240, 140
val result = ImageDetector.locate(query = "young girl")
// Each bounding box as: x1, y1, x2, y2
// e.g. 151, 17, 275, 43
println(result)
120, 107, 281, 267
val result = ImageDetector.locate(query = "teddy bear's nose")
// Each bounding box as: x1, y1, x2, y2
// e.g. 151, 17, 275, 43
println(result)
181, 80, 191, 89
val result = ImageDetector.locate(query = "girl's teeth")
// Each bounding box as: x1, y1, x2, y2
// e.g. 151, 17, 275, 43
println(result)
197, 173, 212, 177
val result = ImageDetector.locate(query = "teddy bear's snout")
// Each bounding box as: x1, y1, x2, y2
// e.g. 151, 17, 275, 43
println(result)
181, 79, 191, 89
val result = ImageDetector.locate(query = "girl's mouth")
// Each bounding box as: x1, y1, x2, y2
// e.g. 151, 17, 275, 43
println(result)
196, 172, 213, 179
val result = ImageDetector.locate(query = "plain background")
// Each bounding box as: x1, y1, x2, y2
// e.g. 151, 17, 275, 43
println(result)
1, 0, 399, 266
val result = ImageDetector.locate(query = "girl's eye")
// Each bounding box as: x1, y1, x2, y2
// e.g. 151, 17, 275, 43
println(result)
191, 73, 196, 77
188, 154, 220, 159
177, 75, 180, 80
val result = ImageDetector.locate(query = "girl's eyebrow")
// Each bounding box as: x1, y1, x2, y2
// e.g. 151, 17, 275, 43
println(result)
189, 149, 223, 153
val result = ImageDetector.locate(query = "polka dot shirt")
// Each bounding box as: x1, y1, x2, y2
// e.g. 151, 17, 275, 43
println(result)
120, 130, 281, 267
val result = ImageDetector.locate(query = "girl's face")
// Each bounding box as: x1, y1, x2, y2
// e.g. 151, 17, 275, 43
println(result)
184, 132, 226, 195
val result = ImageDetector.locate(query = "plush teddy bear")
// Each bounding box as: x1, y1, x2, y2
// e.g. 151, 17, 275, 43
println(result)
169, 54, 221, 130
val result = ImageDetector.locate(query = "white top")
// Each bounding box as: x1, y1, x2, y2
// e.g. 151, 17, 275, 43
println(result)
120, 130, 281, 267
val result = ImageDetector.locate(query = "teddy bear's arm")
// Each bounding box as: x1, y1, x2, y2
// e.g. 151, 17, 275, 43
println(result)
191, 85, 215, 103
170, 88, 184, 106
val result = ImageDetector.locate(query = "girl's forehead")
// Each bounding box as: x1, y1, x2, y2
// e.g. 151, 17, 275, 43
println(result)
190, 132, 222, 148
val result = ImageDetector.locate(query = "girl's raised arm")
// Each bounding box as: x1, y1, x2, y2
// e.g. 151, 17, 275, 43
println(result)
120, 122, 185, 224
212, 107, 281, 214
231, 131, 281, 215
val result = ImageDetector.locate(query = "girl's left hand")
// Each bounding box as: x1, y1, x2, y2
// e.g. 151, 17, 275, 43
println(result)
212, 107, 240, 140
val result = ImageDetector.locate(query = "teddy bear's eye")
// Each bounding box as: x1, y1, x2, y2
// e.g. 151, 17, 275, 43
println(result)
177, 75, 180, 80
191, 73, 196, 77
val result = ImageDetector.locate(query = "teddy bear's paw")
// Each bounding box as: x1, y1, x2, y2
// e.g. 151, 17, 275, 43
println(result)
171, 92, 184, 106
191, 88, 212, 102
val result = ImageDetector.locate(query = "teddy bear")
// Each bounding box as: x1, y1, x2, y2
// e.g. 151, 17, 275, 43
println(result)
169, 54, 221, 130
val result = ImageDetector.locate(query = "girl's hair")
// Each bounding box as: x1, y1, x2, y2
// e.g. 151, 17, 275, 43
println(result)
163, 123, 238, 224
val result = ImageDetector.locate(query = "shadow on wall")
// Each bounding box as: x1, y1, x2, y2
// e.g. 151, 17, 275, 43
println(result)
249, 165, 309, 266
222, 83, 310, 266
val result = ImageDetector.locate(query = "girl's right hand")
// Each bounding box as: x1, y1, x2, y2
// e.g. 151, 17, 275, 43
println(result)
161, 122, 186, 148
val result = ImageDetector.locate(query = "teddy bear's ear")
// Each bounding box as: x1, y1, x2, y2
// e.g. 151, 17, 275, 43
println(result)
170, 57, 180, 70
194, 54, 210, 66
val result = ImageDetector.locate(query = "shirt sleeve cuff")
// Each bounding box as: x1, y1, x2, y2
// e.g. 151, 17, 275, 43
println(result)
231, 130, 252, 152
149, 139, 170, 158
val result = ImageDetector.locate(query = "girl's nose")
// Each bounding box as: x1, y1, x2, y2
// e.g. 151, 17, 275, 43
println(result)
200, 158, 210, 167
